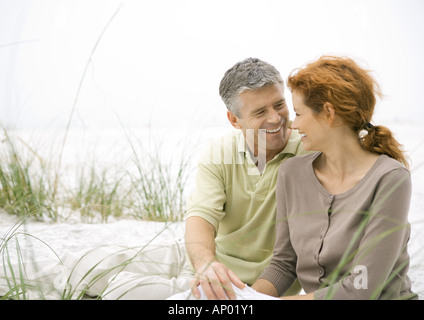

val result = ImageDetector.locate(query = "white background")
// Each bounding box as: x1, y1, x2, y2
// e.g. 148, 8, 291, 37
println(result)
1, 0, 423, 132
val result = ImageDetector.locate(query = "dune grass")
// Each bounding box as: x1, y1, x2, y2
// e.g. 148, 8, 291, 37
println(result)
0, 127, 193, 223
0, 130, 56, 221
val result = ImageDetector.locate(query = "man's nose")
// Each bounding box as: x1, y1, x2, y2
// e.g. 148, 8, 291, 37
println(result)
268, 109, 281, 123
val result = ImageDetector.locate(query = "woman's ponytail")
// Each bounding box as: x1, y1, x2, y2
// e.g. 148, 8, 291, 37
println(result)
360, 123, 410, 169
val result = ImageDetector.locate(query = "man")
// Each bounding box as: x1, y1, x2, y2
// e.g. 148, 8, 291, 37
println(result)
56, 57, 305, 300
185, 57, 307, 299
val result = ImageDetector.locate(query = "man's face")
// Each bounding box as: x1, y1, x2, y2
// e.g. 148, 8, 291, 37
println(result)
228, 84, 290, 159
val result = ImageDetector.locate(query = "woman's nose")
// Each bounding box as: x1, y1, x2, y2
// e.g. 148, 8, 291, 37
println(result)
291, 117, 298, 130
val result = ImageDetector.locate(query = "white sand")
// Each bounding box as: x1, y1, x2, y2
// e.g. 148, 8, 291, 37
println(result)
1, 122, 423, 299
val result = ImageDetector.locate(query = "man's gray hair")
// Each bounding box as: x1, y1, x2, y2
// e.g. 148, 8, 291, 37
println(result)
219, 58, 284, 117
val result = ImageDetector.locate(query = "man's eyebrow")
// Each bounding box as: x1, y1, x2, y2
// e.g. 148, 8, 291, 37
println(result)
251, 99, 286, 114
251, 106, 267, 114
274, 99, 286, 106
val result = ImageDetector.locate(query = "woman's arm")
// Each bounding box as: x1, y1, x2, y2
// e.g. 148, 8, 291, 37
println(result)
252, 279, 314, 299
282, 292, 314, 300
315, 168, 412, 300
253, 165, 298, 295
251, 278, 279, 297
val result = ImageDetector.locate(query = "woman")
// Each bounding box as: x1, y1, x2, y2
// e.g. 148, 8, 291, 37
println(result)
252, 56, 417, 300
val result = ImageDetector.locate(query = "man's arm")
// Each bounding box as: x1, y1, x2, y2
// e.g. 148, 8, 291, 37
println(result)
185, 216, 244, 300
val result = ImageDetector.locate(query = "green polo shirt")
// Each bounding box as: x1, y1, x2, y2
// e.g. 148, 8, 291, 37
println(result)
186, 129, 307, 285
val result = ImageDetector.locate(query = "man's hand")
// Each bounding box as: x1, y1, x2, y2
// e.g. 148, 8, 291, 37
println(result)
191, 261, 245, 300
185, 216, 245, 299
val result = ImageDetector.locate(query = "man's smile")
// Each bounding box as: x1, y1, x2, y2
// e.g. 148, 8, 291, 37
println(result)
264, 123, 283, 134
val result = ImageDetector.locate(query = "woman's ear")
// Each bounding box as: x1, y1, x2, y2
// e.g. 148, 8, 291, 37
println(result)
227, 111, 242, 129
323, 102, 336, 126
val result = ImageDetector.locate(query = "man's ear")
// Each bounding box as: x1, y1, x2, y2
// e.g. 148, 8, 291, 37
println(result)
227, 110, 242, 129
323, 102, 335, 126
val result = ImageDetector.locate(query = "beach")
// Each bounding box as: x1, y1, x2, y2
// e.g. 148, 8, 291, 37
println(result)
0, 121, 423, 300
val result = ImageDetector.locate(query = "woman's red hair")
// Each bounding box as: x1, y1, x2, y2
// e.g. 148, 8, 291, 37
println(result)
287, 56, 409, 168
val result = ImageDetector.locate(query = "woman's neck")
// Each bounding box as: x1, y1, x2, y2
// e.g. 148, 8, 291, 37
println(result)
314, 132, 379, 194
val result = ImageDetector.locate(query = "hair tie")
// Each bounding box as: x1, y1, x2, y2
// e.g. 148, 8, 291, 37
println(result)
364, 122, 375, 131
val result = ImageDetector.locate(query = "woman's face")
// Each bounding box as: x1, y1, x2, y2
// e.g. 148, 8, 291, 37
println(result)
291, 90, 329, 151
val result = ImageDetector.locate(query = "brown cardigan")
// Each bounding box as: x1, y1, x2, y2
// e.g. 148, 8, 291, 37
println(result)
259, 152, 417, 300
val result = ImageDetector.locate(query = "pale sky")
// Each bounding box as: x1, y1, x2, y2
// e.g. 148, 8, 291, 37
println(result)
1, 0, 423, 131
